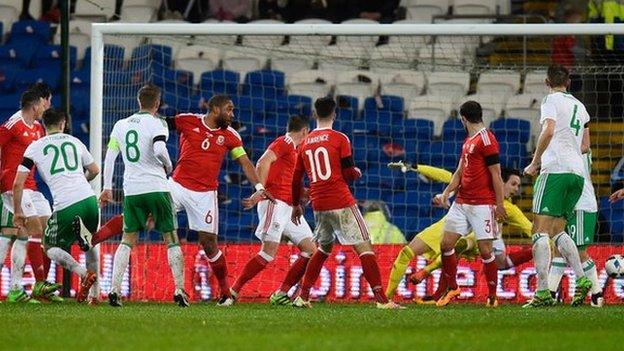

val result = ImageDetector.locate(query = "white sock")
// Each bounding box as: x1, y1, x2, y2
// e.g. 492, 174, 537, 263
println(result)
47, 247, 87, 278
548, 257, 566, 292
553, 232, 584, 278
86, 245, 100, 298
167, 244, 184, 291
0, 236, 11, 268
111, 243, 131, 294
583, 259, 601, 295
10, 238, 27, 291
532, 233, 551, 291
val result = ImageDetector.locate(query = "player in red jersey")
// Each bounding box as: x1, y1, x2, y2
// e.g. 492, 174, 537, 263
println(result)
290, 97, 402, 309
166, 94, 274, 305
226, 115, 317, 305
0, 89, 60, 302
434, 101, 507, 307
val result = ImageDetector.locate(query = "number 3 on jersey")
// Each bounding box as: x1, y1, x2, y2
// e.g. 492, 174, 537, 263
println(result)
305, 147, 331, 182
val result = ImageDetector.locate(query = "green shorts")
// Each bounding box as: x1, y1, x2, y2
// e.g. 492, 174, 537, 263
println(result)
0, 203, 13, 229
45, 196, 99, 250
123, 191, 175, 233
566, 210, 597, 248
532, 173, 584, 218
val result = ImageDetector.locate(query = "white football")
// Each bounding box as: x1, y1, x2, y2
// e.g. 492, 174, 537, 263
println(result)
605, 254, 624, 278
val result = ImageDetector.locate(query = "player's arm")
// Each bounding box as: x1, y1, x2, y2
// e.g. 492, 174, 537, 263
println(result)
255, 149, 277, 186
581, 123, 590, 154
504, 201, 532, 237
417, 164, 453, 183
101, 130, 121, 205
339, 135, 361, 182
236, 151, 276, 209
79, 141, 99, 181
609, 189, 624, 203
434, 159, 463, 208
12, 155, 34, 228
153, 135, 173, 175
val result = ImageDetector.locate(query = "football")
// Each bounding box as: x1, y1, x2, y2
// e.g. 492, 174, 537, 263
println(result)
605, 255, 624, 278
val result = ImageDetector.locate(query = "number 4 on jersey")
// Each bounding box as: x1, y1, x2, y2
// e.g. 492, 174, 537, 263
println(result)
569, 104, 581, 136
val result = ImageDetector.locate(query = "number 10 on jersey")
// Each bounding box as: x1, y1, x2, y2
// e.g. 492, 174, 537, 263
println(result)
304, 147, 331, 183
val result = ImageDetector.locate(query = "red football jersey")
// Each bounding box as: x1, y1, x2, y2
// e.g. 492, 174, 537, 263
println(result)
265, 135, 297, 204
456, 128, 500, 205
293, 128, 355, 211
172, 114, 244, 192
0, 116, 43, 192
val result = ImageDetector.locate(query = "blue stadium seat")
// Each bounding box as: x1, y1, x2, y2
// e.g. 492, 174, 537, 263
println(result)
336, 107, 356, 121
200, 69, 239, 96
15, 68, 60, 92
385, 118, 433, 140
160, 93, 203, 115
442, 118, 466, 141
83, 45, 125, 72
362, 110, 401, 132
71, 68, 90, 87
153, 68, 193, 97
0, 67, 18, 93
499, 142, 528, 169
34, 45, 77, 70
130, 44, 173, 70
241, 70, 285, 98
0, 44, 36, 69
353, 187, 386, 202
8, 20, 51, 46
490, 118, 531, 145
336, 95, 358, 117
364, 95, 404, 113
285, 94, 312, 116
70, 88, 90, 116
0, 93, 20, 121
263, 112, 290, 129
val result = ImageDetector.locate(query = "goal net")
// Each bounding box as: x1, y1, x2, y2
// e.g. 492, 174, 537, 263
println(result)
89, 23, 624, 304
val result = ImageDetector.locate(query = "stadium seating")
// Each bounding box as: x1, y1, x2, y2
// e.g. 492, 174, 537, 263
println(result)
453, 0, 497, 15
405, 0, 449, 23
477, 69, 521, 96
35, 45, 78, 70
524, 70, 548, 94
8, 20, 51, 46
408, 94, 455, 136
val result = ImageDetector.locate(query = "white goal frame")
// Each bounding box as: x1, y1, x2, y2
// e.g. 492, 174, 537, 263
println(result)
89, 22, 624, 193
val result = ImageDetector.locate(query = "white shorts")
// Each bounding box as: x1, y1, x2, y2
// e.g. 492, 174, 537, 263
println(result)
443, 202, 499, 241
313, 205, 370, 246
492, 238, 507, 256
168, 179, 218, 234
255, 199, 313, 245
2, 190, 52, 218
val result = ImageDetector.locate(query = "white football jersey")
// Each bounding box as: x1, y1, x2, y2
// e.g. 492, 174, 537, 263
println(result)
539, 92, 589, 176
109, 112, 170, 196
20, 133, 95, 211
575, 151, 598, 212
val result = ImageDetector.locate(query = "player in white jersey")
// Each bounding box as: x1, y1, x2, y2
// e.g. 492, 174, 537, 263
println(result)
12, 108, 99, 303
523, 65, 592, 307
549, 149, 604, 307
100, 85, 188, 307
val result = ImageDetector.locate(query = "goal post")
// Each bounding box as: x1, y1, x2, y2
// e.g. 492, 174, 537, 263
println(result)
89, 22, 624, 303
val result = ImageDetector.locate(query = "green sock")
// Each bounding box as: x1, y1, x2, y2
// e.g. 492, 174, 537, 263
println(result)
386, 246, 415, 299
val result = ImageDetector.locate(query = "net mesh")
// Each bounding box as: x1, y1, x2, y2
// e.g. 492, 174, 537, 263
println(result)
96, 29, 624, 301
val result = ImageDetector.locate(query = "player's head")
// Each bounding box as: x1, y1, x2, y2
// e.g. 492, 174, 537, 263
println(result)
502, 168, 521, 198
20, 89, 46, 119
459, 100, 483, 126
287, 115, 310, 138
42, 108, 67, 132
28, 82, 53, 109
137, 84, 161, 112
546, 64, 570, 90
208, 94, 234, 129
314, 97, 336, 122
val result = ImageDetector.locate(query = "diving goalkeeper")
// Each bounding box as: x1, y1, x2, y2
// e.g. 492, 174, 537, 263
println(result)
385, 164, 534, 301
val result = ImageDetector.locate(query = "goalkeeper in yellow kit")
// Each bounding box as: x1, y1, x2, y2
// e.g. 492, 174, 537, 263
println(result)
385, 164, 534, 302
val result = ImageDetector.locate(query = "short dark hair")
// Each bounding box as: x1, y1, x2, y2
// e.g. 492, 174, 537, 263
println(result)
459, 100, 482, 123
42, 108, 66, 128
547, 64, 570, 87
314, 97, 336, 120
20, 90, 42, 110
502, 168, 521, 183
28, 82, 52, 99
287, 115, 309, 132
137, 84, 161, 109
208, 94, 231, 112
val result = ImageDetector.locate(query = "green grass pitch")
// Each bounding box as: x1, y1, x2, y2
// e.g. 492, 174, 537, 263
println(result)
2, 302, 622, 350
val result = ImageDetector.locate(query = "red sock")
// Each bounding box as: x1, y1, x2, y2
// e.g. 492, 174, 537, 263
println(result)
27, 239, 46, 282
279, 254, 310, 293
209, 250, 231, 297
432, 274, 448, 300
359, 253, 388, 303
92, 214, 124, 245
232, 254, 270, 294
507, 248, 533, 268
299, 250, 329, 300
483, 256, 498, 298
441, 250, 458, 290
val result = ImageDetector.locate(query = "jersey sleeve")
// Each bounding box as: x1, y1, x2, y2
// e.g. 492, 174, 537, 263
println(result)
268, 139, 288, 158
416, 165, 452, 183
503, 201, 532, 237
540, 98, 557, 124
0, 125, 13, 147
108, 122, 121, 151
339, 133, 352, 158
481, 133, 500, 158
227, 129, 246, 160
151, 117, 169, 141
18, 143, 37, 173
78, 139, 95, 167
